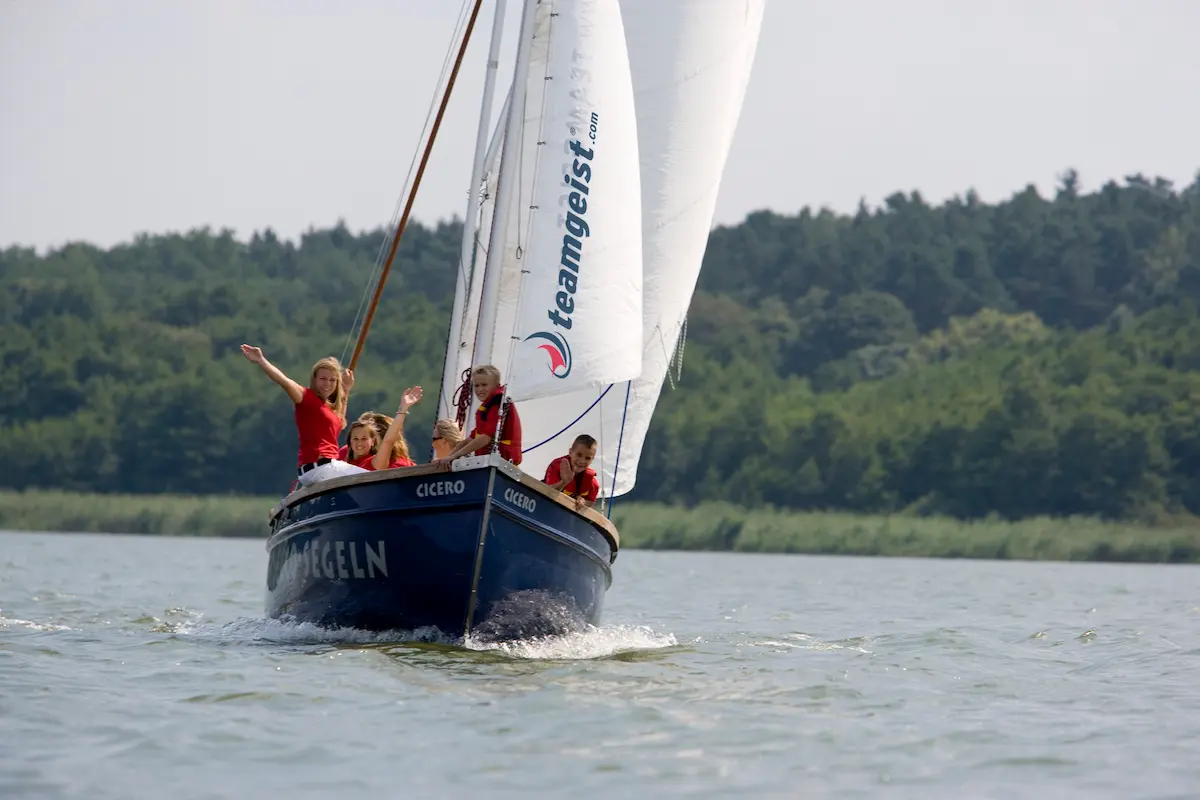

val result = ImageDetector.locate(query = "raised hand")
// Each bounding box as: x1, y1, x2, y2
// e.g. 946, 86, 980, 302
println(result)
241, 343, 304, 404
558, 457, 574, 483
240, 344, 265, 364
343, 368, 355, 391
400, 385, 423, 411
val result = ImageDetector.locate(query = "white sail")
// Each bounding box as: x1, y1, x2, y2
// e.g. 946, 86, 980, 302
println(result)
439, 91, 509, 420
501, 0, 766, 495
597, 0, 765, 495
474, 0, 551, 375
438, 0, 509, 421
483, 0, 643, 403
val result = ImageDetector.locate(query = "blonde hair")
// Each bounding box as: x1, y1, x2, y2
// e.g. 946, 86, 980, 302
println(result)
359, 411, 410, 463
433, 418, 463, 445
472, 364, 501, 385
346, 420, 379, 456
310, 356, 348, 423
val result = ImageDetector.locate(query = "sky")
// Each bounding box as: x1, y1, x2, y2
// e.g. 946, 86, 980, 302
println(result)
1, 0, 1198, 252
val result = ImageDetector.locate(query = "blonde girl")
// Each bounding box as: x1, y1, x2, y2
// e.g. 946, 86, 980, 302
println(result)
240, 344, 359, 483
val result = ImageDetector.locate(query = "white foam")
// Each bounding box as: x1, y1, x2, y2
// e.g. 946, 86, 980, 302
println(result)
171, 615, 453, 647
167, 615, 676, 660
0, 614, 72, 632
465, 624, 678, 660
743, 633, 874, 654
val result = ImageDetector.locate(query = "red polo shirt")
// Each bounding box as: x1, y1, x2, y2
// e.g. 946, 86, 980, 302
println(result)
350, 453, 415, 470
295, 388, 343, 465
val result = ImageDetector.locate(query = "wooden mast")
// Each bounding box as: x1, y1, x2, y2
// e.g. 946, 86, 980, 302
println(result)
348, 0, 486, 371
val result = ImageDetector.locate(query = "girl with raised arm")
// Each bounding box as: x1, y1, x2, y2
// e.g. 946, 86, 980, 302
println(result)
371, 386, 422, 470
240, 344, 364, 486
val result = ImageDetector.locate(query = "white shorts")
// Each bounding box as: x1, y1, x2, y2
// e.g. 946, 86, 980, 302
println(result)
295, 459, 368, 488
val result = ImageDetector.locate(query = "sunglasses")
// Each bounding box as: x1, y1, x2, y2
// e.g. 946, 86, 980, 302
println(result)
431, 435, 444, 441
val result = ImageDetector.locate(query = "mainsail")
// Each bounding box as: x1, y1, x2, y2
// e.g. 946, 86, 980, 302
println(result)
479, 0, 643, 402
503, 14, 643, 400
506, 0, 766, 494
595, 0, 766, 495
440, 0, 765, 498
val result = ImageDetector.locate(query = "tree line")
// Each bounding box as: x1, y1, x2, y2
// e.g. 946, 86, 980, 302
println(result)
3, 169, 1200, 521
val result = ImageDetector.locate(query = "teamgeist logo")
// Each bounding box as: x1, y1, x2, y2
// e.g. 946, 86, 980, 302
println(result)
531, 109, 599, 379
523, 330, 572, 379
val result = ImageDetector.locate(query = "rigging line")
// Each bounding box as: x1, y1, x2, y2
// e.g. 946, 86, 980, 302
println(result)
386, 0, 474, 237
440, 19, 506, 399
446, 207, 494, 417
341, 0, 477, 364
442, 131, 500, 405
449, 105, 502, 339
651, 325, 672, 389
442, 118, 506, 418
666, 315, 689, 389
348, 0, 486, 372
343, 0, 472, 362
596, 381, 607, 505
606, 380, 632, 517
677, 315, 688, 380
522, 383, 614, 452
430, 0, 485, 380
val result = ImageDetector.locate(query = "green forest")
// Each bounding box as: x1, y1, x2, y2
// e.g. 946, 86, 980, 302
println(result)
4, 169, 1200, 524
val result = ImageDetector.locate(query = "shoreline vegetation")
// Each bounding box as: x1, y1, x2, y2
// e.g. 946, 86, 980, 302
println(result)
8, 173, 1200, 526
2, 490, 1197, 564
10, 173, 1200, 568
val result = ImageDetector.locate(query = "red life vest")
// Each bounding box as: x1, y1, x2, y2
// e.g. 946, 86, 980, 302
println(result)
473, 387, 523, 465
544, 456, 599, 503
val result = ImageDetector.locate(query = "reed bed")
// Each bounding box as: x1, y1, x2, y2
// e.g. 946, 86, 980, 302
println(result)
2, 490, 1198, 563
0, 490, 270, 538
611, 502, 1200, 563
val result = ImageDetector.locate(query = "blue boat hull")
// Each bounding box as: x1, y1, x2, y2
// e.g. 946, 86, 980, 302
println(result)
264, 461, 617, 640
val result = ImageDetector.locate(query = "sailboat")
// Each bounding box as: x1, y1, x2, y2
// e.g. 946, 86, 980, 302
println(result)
264, 0, 765, 640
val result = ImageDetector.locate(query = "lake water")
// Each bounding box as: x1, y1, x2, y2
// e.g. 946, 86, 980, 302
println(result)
1, 531, 1197, 799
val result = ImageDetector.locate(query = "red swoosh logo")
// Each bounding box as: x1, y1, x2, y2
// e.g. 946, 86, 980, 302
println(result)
537, 343, 567, 374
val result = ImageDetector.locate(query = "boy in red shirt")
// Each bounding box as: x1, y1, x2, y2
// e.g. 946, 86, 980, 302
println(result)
544, 434, 600, 511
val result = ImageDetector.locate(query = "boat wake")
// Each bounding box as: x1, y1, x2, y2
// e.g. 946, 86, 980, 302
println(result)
2, 599, 678, 663
464, 623, 677, 660
171, 613, 676, 661
0, 612, 73, 633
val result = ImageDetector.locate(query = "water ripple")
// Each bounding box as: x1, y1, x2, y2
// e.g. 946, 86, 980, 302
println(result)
1, 532, 1199, 799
